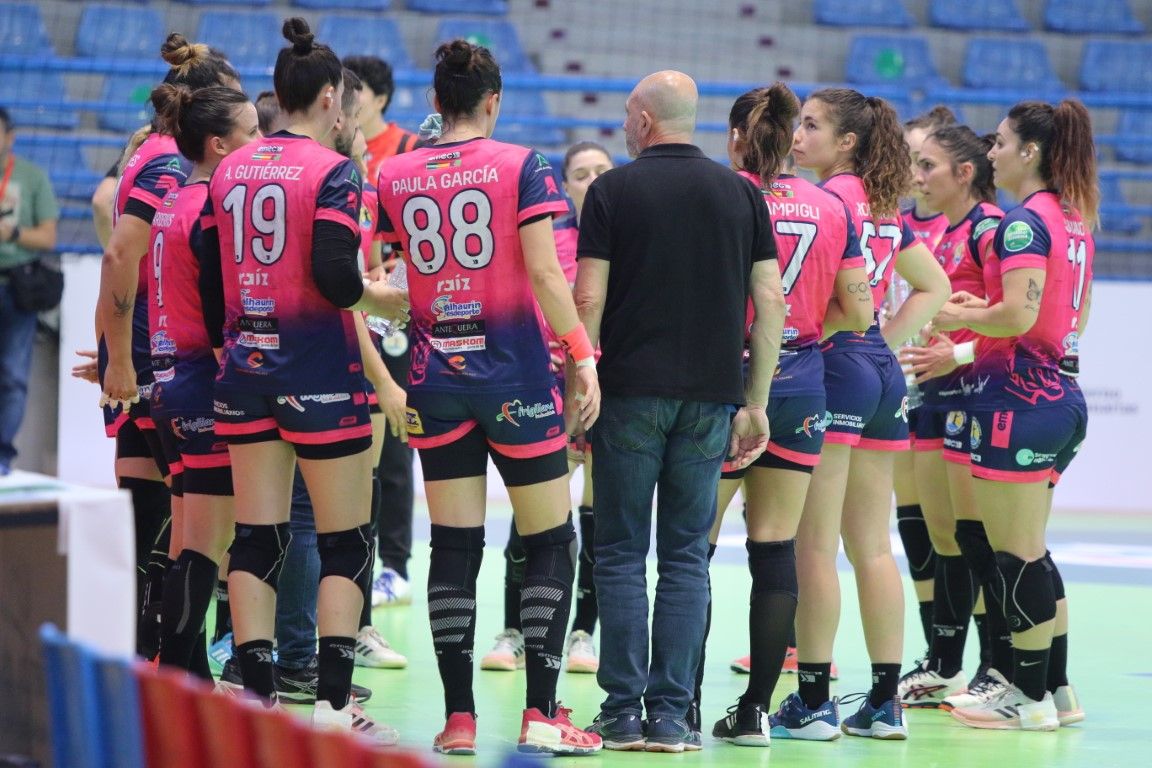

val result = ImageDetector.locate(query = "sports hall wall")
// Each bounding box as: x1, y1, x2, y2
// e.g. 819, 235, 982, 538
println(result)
4, 0, 1148, 511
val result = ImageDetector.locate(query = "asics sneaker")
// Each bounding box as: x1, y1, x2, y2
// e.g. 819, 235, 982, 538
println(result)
840, 694, 907, 740
216, 655, 244, 695
712, 700, 771, 747
767, 691, 841, 741
950, 685, 1059, 731
518, 704, 602, 755
354, 626, 407, 669
898, 660, 967, 708
434, 712, 478, 755
645, 717, 702, 753
565, 630, 599, 674
941, 667, 1009, 711
274, 656, 373, 704
371, 567, 412, 608
585, 711, 646, 751
313, 699, 399, 745
1053, 684, 1084, 726
480, 629, 525, 671
737, 648, 839, 679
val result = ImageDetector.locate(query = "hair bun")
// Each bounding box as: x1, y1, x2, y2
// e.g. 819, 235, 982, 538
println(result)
161, 33, 199, 66
436, 39, 475, 70
283, 17, 314, 55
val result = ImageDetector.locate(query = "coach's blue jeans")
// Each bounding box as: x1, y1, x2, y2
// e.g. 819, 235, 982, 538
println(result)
274, 468, 320, 669
591, 395, 729, 720
0, 281, 37, 470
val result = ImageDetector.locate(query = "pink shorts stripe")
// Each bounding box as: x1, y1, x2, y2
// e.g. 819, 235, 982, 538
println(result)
182, 453, 232, 470
913, 437, 945, 453
856, 436, 911, 452
280, 423, 373, 445
970, 465, 1052, 484
1049, 469, 1062, 486
216, 417, 278, 436
823, 432, 860, 447
134, 416, 156, 430
168, 460, 185, 476
941, 447, 971, 466
765, 442, 821, 467
408, 421, 478, 451
106, 411, 130, 438
489, 434, 568, 460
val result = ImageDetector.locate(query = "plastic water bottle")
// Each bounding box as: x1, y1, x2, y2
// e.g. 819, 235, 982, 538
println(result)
365, 259, 408, 338
886, 276, 923, 409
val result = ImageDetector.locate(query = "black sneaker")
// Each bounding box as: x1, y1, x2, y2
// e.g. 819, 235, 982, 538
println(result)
686, 699, 701, 734
274, 657, 373, 704
585, 711, 646, 751
216, 656, 244, 694
645, 717, 701, 753
712, 700, 770, 747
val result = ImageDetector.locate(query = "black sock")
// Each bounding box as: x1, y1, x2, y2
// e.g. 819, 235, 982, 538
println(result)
1014, 647, 1049, 701
212, 579, 231, 643
1047, 634, 1069, 692
788, 625, 796, 649
897, 503, 936, 643
973, 611, 991, 668
428, 525, 484, 716
695, 542, 718, 706
359, 471, 381, 631
159, 550, 218, 673
503, 520, 525, 632
918, 601, 934, 651
931, 554, 975, 675
570, 506, 597, 635
743, 539, 797, 706
120, 476, 171, 609
317, 636, 356, 709
521, 521, 576, 716
956, 520, 1013, 680
138, 544, 173, 660
798, 663, 831, 709
869, 664, 901, 707
190, 628, 212, 681
236, 639, 276, 699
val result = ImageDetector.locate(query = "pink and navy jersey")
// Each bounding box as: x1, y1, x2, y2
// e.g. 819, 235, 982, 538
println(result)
553, 214, 579, 286
935, 202, 1002, 349
147, 181, 216, 384
974, 191, 1092, 407
376, 138, 569, 393
205, 132, 365, 395
359, 181, 380, 271
821, 173, 919, 354
902, 207, 949, 255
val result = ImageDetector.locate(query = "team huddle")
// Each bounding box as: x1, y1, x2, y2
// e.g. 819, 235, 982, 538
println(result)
90, 14, 1095, 756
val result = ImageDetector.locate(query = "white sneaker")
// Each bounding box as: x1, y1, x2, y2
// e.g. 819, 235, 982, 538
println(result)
480, 628, 525, 671
354, 625, 408, 669
897, 660, 967, 708
565, 630, 599, 674
371, 567, 412, 607
950, 685, 1059, 731
313, 699, 399, 745
942, 667, 1009, 711
1053, 684, 1084, 726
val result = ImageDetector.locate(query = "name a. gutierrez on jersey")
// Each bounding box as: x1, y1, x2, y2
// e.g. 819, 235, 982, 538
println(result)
222, 164, 305, 182
391, 165, 500, 195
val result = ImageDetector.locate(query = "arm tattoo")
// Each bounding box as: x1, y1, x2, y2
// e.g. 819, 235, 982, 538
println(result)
849, 281, 870, 299
1026, 279, 1041, 304
112, 291, 133, 318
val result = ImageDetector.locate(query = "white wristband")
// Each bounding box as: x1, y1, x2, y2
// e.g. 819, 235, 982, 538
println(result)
575, 356, 596, 369
953, 341, 975, 365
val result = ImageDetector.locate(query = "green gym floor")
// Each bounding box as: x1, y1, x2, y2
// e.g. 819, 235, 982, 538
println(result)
273, 500, 1152, 767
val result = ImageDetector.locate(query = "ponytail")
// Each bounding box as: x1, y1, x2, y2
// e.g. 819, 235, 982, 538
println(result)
730, 82, 800, 184
1008, 99, 1099, 228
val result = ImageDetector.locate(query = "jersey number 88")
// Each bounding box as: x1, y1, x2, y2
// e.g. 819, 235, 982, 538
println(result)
402, 190, 494, 275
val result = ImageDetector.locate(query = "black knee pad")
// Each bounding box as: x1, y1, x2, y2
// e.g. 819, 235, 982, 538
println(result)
747, 538, 798, 600
431, 524, 485, 585
521, 519, 577, 584
318, 523, 374, 583
896, 504, 936, 582
228, 522, 291, 590
995, 551, 1056, 631
505, 519, 527, 581
1044, 551, 1065, 601
954, 519, 997, 585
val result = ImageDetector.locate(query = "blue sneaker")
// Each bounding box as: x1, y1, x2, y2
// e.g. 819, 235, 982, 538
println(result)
585, 712, 645, 751
645, 717, 701, 753
208, 632, 233, 673
840, 694, 907, 740
768, 691, 841, 741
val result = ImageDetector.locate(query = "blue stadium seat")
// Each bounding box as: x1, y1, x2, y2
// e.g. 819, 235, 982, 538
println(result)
1115, 110, 1152, 164
1080, 40, 1152, 92
98, 70, 167, 133
195, 11, 283, 69
1045, 0, 1143, 34
845, 35, 945, 89
490, 88, 565, 148
962, 38, 1063, 93
433, 18, 533, 72
814, 0, 914, 28
295, 0, 390, 8
0, 2, 53, 55
0, 65, 78, 130
76, 4, 164, 59
1099, 176, 1143, 235
40, 625, 104, 768
408, 0, 508, 14
929, 0, 1030, 31
318, 14, 413, 67
15, 139, 102, 201
175, 0, 271, 6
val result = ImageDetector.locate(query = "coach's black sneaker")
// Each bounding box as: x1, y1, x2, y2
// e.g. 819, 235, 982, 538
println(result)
274, 656, 373, 704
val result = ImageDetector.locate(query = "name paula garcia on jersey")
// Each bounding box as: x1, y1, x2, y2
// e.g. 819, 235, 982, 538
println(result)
389, 164, 501, 196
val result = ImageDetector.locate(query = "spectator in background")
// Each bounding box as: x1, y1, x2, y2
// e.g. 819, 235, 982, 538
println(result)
343, 55, 420, 183
0, 106, 59, 475
575, 70, 785, 753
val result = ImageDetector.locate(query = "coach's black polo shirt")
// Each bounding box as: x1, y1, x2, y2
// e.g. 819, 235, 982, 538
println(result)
578, 143, 777, 405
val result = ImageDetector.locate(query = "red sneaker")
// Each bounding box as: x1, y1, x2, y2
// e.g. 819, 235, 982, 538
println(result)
735, 648, 839, 680
434, 712, 477, 755
518, 704, 602, 755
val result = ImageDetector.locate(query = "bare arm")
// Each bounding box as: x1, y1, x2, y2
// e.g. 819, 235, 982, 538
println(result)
354, 312, 407, 442
92, 177, 117, 248
0, 218, 57, 252
936, 267, 1044, 338
96, 214, 151, 405
729, 259, 786, 468
822, 265, 874, 336
883, 241, 951, 349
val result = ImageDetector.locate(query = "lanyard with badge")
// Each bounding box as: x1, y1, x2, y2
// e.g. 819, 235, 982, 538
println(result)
0, 155, 15, 221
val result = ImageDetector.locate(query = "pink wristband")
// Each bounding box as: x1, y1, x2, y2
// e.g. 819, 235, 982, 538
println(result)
559, 323, 595, 363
